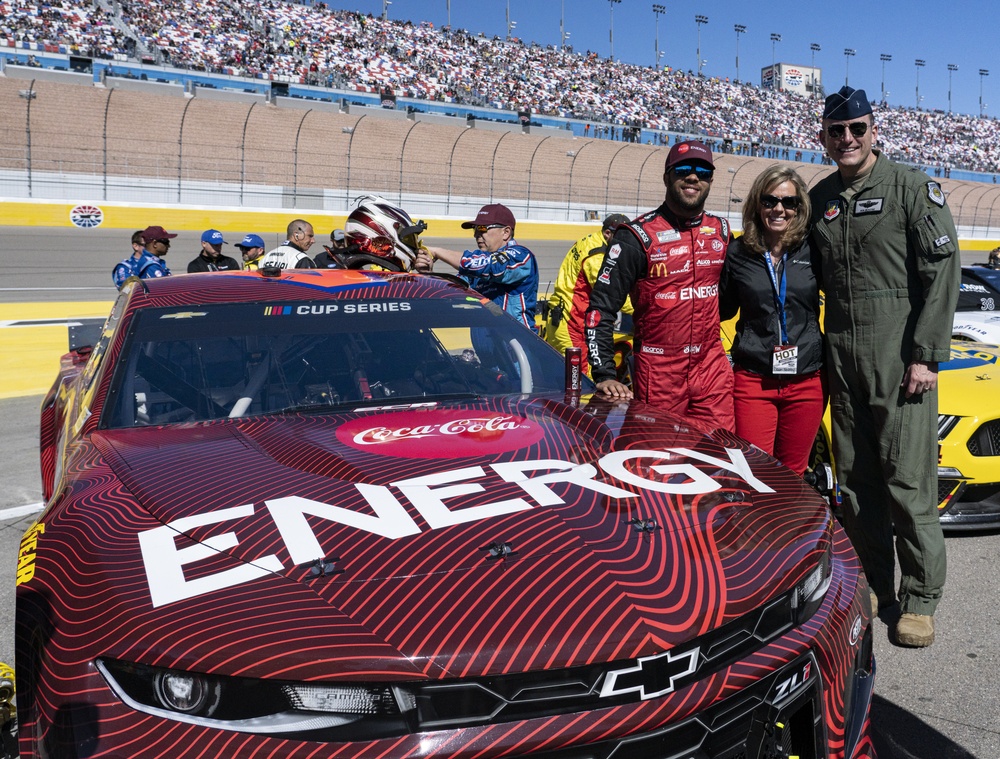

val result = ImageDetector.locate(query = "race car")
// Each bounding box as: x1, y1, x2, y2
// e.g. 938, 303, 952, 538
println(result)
19, 268, 875, 758
952, 264, 1000, 342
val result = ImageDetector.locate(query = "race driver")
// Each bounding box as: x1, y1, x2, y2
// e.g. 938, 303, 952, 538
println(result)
585, 140, 735, 432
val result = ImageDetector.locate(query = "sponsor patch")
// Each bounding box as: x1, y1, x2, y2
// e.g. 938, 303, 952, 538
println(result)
927, 182, 946, 207
607, 243, 622, 260
16, 522, 44, 586
586, 310, 601, 328
933, 235, 952, 248
699, 226, 715, 235
669, 244, 690, 257
657, 229, 681, 243
824, 200, 841, 222
853, 198, 884, 215
641, 345, 665, 355
712, 239, 724, 252
598, 268, 612, 285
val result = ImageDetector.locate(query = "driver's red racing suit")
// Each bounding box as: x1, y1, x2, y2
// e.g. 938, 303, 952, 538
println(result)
585, 204, 735, 432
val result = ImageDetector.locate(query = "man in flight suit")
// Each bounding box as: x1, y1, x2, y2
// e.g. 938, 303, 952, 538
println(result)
810, 86, 960, 647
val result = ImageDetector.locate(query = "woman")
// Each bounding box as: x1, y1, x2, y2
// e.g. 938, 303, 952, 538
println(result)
719, 165, 824, 475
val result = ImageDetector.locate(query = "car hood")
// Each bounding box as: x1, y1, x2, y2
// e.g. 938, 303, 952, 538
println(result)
939, 342, 1000, 416
91, 396, 831, 679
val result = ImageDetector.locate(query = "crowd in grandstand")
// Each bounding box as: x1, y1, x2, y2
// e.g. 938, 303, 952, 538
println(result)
3, 0, 999, 174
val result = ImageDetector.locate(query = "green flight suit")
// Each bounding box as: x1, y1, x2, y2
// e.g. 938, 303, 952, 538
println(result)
809, 151, 959, 616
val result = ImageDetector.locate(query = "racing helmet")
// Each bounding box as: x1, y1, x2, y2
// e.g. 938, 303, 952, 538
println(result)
344, 196, 425, 271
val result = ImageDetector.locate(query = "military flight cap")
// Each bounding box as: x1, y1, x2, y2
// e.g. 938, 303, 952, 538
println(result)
823, 86, 873, 120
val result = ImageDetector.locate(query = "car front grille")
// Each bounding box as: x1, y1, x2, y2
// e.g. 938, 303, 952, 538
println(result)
966, 420, 1000, 456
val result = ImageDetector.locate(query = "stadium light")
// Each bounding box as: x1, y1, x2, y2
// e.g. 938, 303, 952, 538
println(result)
915, 58, 925, 109
609, 0, 622, 60
560, 0, 570, 50
733, 24, 745, 82
810, 43, 821, 99
506, 1, 517, 40
770, 33, 782, 91
843, 48, 855, 86
381, 0, 391, 21
653, 5, 666, 69
980, 69, 990, 117
948, 63, 958, 113
880, 54, 892, 103
695, 14, 708, 76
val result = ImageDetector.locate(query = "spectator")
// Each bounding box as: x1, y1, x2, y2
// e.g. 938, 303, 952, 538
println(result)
719, 165, 824, 475
237, 233, 266, 270
112, 225, 174, 287
585, 140, 734, 432
418, 203, 538, 329
187, 229, 241, 272
259, 220, 317, 270
809, 86, 961, 648
544, 213, 632, 376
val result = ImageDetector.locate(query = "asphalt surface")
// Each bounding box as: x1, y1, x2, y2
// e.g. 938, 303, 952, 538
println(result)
1, 226, 999, 758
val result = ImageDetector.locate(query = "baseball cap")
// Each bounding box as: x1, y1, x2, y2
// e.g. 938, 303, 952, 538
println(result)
201, 229, 228, 245
332, 229, 346, 242
823, 86, 873, 120
141, 225, 177, 242
237, 233, 265, 249
461, 203, 516, 232
602, 213, 630, 231
664, 140, 715, 170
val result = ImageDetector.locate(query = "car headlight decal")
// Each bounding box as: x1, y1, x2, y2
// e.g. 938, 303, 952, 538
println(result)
790, 541, 833, 625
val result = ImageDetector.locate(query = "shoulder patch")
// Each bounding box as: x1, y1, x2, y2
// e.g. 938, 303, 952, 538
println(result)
927, 182, 946, 207
824, 200, 842, 222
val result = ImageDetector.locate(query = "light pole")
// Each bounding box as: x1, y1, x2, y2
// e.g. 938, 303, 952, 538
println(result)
653, 5, 666, 69
843, 48, 855, 86
810, 43, 821, 98
446, 0, 450, 29
695, 14, 708, 76
880, 53, 892, 103
981, 69, 990, 117
734, 24, 746, 82
915, 58, 925, 109
506, 0, 516, 40
609, 0, 621, 60
770, 33, 782, 91
381, 0, 391, 20
948, 63, 958, 113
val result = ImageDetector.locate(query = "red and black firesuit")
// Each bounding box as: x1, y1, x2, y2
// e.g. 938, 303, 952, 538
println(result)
585, 204, 735, 432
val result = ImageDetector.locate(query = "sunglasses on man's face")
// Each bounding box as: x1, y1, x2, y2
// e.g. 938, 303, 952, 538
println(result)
760, 194, 801, 211
824, 121, 870, 140
672, 164, 714, 180
473, 224, 505, 235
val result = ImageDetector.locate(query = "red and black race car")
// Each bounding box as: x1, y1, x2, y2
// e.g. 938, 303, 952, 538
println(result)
18, 269, 875, 758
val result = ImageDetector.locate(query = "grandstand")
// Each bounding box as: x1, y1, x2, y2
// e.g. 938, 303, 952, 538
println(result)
3, 1, 1000, 230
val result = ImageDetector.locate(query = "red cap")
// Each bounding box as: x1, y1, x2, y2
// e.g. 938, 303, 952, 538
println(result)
461, 203, 516, 232
141, 225, 178, 242
664, 140, 715, 170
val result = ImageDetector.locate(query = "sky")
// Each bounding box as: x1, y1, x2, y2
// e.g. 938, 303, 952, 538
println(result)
330, 0, 998, 118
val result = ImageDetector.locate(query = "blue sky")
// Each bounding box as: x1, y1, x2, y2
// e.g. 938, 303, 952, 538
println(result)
332, 0, 997, 117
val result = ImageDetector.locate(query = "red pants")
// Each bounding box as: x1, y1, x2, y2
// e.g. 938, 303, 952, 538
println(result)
733, 367, 826, 475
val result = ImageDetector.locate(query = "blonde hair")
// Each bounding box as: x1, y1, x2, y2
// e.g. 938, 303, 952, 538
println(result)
740, 165, 811, 255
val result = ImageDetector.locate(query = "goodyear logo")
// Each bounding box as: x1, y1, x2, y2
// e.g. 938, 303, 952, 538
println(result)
16, 522, 44, 586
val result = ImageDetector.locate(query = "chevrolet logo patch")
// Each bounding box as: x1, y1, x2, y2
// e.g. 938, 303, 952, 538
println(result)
600, 646, 700, 700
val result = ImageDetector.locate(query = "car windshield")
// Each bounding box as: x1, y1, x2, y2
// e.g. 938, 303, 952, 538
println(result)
103, 295, 590, 428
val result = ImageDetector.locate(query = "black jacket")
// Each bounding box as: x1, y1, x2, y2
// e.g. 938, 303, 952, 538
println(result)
719, 236, 824, 376
187, 253, 242, 273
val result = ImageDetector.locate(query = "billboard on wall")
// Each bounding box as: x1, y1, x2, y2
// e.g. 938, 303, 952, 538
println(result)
761, 64, 822, 98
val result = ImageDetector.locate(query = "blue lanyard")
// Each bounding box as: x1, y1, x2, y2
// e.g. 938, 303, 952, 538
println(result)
764, 252, 789, 344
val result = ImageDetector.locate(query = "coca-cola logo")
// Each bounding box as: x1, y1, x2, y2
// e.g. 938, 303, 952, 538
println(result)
337, 410, 544, 458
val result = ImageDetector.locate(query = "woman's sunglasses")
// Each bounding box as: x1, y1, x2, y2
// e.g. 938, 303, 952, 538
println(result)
760, 194, 801, 210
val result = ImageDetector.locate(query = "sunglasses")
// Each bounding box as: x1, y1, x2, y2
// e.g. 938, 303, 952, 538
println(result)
473, 224, 505, 235
155, 239, 171, 245
824, 121, 869, 140
760, 194, 801, 210
672, 164, 714, 180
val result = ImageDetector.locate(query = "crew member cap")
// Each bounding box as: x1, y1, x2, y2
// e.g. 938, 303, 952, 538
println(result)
664, 140, 715, 170
823, 86, 873, 120
238, 233, 265, 248
201, 229, 228, 245
332, 229, 346, 242
461, 203, 517, 232
602, 213, 630, 231
141, 225, 177, 242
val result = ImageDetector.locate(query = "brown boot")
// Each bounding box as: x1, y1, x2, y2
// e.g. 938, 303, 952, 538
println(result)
895, 613, 935, 647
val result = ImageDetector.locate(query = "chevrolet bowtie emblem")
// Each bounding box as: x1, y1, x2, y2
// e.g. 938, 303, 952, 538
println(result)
600, 646, 700, 700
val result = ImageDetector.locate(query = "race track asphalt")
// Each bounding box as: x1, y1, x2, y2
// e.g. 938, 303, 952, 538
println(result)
0, 226, 997, 758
